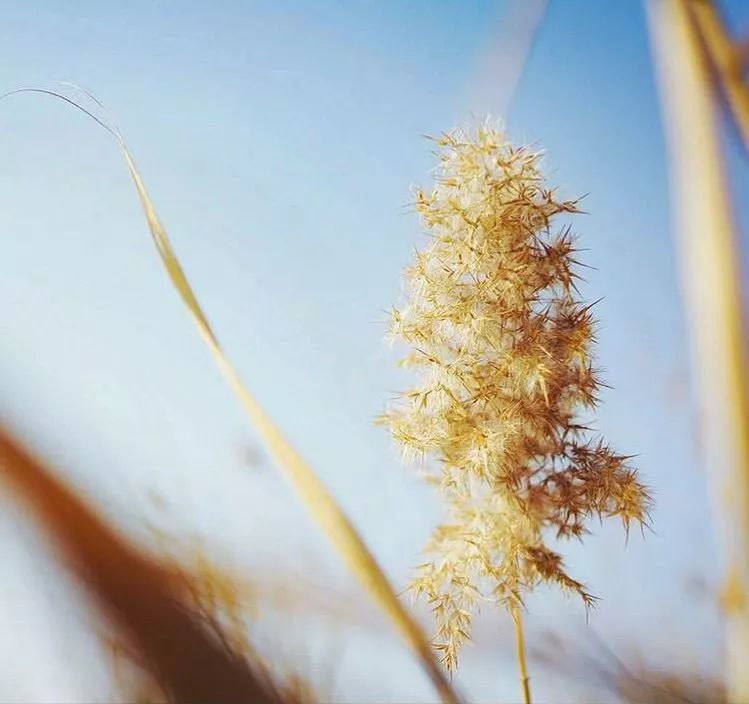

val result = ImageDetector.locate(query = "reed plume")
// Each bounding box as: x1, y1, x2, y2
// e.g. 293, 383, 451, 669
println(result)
380, 122, 652, 674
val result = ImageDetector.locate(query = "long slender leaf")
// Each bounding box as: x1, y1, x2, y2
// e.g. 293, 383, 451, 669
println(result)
0, 88, 459, 704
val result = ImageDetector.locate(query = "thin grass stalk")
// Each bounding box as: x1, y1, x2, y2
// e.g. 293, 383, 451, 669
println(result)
0, 88, 459, 704
510, 605, 532, 704
645, 2, 749, 701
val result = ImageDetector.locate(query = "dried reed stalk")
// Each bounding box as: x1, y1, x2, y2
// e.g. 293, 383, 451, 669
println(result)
688, 1, 749, 153
645, 1, 749, 701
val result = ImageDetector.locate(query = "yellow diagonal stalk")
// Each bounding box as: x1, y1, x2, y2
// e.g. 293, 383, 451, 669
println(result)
0, 88, 459, 704
645, 2, 749, 701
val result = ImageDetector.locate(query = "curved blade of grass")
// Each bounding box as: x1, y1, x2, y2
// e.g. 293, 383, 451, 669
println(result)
0, 88, 459, 704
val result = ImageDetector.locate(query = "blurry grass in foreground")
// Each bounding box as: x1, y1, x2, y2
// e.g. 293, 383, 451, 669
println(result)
0, 425, 309, 704
646, 1, 749, 701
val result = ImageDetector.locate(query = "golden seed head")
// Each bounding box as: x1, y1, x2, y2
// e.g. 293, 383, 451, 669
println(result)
383, 121, 651, 670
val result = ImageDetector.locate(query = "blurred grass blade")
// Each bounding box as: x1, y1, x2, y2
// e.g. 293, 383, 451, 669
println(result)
0, 87, 459, 704
0, 426, 290, 704
687, 1, 749, 154
645, 1, 749, 701
466, 0, 548, 118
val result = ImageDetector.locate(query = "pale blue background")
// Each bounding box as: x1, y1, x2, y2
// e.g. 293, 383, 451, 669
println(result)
1, 1, 748, 701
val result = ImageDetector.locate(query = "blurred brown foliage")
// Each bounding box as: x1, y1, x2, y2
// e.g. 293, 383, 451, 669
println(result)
0, 426, 307, 704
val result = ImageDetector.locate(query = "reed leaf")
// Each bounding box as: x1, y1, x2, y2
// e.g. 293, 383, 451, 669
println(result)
0, 87, 459, 704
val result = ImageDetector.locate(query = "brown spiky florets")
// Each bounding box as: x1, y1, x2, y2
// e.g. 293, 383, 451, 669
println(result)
380, 122, 651, 671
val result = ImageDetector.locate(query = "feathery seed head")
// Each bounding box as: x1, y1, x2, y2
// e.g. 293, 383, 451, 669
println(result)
382, 121, 652, 670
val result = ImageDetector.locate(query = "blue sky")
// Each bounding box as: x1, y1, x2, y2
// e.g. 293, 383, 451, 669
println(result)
1, 1, 748, 701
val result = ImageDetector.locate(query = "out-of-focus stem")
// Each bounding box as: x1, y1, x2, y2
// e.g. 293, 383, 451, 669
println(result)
645, 1, 749, 701
466, 0, 548, 117
511, 604, 532, 704
688, 1, 749, 153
